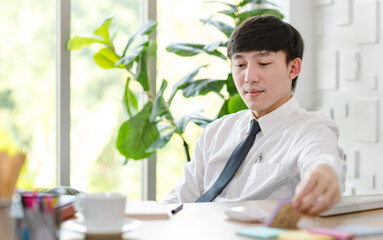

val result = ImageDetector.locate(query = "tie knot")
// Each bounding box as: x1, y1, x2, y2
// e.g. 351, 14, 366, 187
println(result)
249, 119, 261, 136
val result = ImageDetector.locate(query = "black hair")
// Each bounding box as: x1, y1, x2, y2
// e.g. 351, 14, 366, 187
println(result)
227, 15, 304, 91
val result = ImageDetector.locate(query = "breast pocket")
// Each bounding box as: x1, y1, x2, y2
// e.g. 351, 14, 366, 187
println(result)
244, 162, 291, 198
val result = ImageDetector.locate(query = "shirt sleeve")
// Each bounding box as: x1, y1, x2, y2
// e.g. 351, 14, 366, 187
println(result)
294, 114, 347, 193
162, 128, 207, 204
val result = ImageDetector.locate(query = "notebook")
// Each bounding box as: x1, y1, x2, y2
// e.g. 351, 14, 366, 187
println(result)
125, 201, 170, 220
319, 194, 383, 217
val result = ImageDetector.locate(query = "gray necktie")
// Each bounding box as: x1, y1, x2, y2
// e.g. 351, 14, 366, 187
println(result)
195, 119, 261, 202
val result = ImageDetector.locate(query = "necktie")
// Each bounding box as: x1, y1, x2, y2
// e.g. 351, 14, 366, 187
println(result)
195, 119, 261, 202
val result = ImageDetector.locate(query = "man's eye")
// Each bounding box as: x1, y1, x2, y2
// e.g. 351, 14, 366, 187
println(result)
259, 62, 270, 66
235, 64, 245, 67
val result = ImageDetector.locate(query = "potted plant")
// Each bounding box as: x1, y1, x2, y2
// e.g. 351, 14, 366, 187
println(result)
67, 0, 283, 163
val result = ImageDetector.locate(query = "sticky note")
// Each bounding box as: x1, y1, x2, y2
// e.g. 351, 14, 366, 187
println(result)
307, 227, 355, 240
237, 226, 287, 239
266, 199, 301, 229
278, 230, 334, 240
334, 225, 383, 237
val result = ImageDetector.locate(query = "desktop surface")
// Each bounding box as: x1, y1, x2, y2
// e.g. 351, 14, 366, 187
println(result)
61, 198, 383, 240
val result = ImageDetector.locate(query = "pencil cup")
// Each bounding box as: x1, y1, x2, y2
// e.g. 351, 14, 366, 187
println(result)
0, 198, 15, 240
75, 193, 126, 233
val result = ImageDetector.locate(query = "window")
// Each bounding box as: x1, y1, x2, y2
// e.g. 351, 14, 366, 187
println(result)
70, 0, 141, 199
0, 0, 56, 189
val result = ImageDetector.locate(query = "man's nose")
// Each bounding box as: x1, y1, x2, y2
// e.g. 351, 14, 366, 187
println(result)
245, 66, 259, 83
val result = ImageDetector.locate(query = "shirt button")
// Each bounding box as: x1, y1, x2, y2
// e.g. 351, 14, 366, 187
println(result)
236, 170, 241, 175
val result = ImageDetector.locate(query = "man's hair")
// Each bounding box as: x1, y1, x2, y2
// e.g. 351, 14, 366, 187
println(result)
227, 15, 304, 91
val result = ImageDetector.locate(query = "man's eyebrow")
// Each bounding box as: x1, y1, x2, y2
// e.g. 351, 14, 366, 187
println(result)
232, 51, 272, 59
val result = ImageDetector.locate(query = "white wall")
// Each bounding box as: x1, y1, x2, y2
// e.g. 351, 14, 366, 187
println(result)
288, 0, 383, 196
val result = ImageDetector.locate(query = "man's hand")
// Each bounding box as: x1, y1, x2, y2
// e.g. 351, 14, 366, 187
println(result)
292, 164, 340, 216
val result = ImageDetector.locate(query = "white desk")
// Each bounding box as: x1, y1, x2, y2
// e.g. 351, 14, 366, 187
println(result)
61, 200, 383, 240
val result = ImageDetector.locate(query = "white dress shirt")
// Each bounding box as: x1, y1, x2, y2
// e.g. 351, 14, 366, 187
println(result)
163, 96, 347, 204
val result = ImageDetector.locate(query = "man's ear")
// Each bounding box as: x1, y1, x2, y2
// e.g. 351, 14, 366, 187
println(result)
289, 58, 302, 80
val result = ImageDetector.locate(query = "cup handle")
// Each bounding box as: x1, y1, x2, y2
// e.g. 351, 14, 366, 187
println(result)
73, 197, 84, 213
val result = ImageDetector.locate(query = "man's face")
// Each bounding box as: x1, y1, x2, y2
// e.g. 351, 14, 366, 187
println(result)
231, 50, 301, 118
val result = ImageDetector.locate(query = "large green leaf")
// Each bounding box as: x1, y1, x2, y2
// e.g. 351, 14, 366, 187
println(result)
218, 9, 237, 19
67, 36, 106, 50
189, 115, 212, 128
116, 42, 147, 68
150, 79, 173, 122
238, 9, 284, 25
228, 94, 248, 113
146, 130, 175, 153
93, 48, 124, 69
166, 42, 226, 59
168, 65, 207, 104
181, 79, 225, 98
200, 18, 234, 38
217, 99, 230, 118
123, 20, 157, 56
166, 43, 205, 57
123, 77, 138, 118
134, 46, 150, 91
147, 39, 157, 57
226, 73, 238, 96
116, 102, 159, 160
94, 17, 113, 46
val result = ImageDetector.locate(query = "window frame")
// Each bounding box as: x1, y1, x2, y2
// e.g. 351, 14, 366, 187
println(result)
56, 0, 157, 200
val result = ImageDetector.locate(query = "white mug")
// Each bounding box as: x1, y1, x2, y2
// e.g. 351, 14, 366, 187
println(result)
75, 193, 126, 232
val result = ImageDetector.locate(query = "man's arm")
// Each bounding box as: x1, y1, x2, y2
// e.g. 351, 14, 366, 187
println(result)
292, 163, 341, 216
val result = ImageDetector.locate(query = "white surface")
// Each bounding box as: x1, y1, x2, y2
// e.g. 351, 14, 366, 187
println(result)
62, 218, 142, 235
340, 51, 360, 81
346, 151, 360, 178
320, 194, 383, 216
224, 206, 268, 222
336, 0, 352, 25
355, 0, 379, 44
317, 50, 339, 90
368, 74, 378, 90
354, 98, 378, 142
315, 0, 333, 6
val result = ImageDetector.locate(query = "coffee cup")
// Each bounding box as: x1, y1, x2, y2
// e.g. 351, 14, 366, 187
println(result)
75, 192, 126, 232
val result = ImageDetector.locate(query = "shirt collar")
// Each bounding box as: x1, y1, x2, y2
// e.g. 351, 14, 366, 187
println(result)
247, 95, 301, 135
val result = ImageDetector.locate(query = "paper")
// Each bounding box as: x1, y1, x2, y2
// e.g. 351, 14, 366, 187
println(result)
237, 226, 287, 239
307, 227, 356, 240
334, 224, 383, 237
125, 201, 170, 220
265, 199, 301, 229
278, 230, 333, 240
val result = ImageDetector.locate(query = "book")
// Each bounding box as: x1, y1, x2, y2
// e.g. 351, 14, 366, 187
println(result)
125, 201, 170, 220
58, 194, 77, 220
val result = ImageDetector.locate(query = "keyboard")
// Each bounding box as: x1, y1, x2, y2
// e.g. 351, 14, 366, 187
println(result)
319, 194, 383, 217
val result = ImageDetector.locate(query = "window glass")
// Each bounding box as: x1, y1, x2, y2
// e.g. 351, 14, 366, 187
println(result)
156, 0, 228, 201
0, 1, 56, 189
70, 0, 141, 199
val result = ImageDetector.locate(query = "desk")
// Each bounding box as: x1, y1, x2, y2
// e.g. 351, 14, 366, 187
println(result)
61, 200, 383, 240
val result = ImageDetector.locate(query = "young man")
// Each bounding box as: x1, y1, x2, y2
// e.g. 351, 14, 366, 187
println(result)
164, 15, 346, 216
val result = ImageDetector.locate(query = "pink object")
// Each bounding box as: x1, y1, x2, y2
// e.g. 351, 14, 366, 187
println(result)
307, 227, 356, 240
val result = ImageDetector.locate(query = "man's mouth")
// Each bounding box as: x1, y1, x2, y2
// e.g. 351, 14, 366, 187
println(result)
244, 88, 264, 96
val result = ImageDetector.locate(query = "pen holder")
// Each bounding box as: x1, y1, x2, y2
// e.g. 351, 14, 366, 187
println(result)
0, 198, 16, 240
19, 192, 61, 240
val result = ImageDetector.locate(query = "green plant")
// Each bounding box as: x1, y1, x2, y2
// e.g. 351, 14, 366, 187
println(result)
67, 18, 211, 163
166, 0, 283, 118
67, 0, 283, 163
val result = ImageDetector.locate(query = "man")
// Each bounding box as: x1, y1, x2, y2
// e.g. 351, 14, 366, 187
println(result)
164, 15, 346, 216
